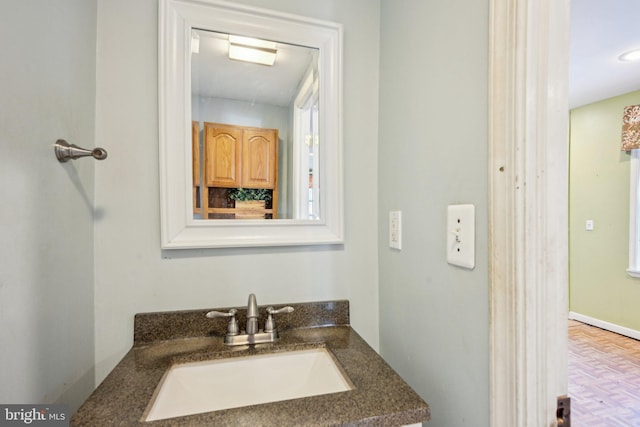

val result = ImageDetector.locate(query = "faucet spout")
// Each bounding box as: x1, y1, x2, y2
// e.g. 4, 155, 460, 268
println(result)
246, 293, 259, 334
205, 293, 294, 346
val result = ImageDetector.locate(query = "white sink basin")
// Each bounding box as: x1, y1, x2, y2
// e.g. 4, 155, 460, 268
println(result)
144, 348, 353, 421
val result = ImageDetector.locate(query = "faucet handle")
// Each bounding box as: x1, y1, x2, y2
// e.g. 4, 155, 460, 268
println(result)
205, 308, 238, 318
206, 308, 239, 336
264, 306, 294, 333
266, 306, 294, 315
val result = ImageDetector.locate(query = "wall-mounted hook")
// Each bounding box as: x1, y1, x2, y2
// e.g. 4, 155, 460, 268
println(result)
54, 139, 108, 162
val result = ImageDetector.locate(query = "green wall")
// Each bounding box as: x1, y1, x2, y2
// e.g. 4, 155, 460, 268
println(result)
570, 90, 640, 331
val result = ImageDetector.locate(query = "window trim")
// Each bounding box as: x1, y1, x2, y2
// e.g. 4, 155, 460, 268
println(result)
628, 149, 640, 277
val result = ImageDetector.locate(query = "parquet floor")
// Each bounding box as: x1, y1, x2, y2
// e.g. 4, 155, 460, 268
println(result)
568, 320, 640, 426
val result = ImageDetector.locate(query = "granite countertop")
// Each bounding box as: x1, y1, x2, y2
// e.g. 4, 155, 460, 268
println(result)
71, 300, 430, 426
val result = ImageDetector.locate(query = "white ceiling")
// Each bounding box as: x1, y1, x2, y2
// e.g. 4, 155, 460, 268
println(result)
192, 2, 640, 111
191, 30, 316, 107
570, 0, 640, 109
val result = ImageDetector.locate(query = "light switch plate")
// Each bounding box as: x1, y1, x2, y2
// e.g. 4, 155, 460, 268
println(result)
389, 211, 402, 250
447, 204, 475, 269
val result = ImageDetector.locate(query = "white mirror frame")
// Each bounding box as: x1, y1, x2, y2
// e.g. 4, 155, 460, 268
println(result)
159, 0, 343, 249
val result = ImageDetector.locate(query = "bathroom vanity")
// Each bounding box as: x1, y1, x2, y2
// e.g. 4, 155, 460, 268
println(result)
71, 300, 430, 426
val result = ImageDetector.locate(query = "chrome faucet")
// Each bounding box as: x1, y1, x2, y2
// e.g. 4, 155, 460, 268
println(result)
206, 293, 293, 346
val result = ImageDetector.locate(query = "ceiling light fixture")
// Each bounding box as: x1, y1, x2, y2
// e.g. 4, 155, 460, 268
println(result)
228, 35, 277, 66
618, 48, 640, 62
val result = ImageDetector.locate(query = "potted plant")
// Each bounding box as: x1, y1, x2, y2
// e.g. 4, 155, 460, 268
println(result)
228, 188, 272, 219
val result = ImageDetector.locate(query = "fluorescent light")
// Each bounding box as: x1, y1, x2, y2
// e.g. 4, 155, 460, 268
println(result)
618, 49, 640, 62
229, 45, 276, 66
228, 35, 276, 50
228, 35, 277, 66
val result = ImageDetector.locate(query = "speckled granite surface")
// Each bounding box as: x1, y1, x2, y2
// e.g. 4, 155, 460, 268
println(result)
71, 300, 430, 426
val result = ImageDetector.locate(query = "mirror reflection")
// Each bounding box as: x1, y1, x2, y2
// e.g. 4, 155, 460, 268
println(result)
190, 29, 320, 220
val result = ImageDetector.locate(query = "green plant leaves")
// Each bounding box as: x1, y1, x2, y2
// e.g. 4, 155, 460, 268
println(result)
228, 188, 273, 201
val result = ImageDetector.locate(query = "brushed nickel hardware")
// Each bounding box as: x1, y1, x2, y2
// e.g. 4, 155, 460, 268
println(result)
205, 308, 238, 336
54, 139, 108, 162
246, 293, 259, 335
205, 293, 294, 346
264, 305, 294, 333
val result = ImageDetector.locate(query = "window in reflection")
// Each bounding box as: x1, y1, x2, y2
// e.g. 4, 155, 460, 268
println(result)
293, 69, 320, 219
190, 28, 319, 220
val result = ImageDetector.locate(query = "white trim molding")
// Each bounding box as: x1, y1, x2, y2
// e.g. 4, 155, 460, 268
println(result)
628, 149, 640, 277
489, 0, 570, 425
158, 0, 344, 249
569, 312, 640, 341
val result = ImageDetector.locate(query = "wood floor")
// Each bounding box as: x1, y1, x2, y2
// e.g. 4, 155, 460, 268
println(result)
568, 320, 640, 426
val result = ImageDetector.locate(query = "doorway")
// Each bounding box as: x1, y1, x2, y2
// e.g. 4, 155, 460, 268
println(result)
567, 0, 640, 424
488, 0, 570, 425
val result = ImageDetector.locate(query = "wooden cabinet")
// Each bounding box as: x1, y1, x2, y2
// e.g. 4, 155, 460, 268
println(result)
241, 128, 278, 189
204, 123, 243, 188
199, 122, 279, 219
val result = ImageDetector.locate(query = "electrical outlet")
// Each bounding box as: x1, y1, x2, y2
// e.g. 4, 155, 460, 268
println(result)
447, 204, 475, 269
389, 211, 402, 250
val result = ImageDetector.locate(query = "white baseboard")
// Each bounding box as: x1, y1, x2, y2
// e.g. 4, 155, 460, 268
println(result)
569, 311, 640, 341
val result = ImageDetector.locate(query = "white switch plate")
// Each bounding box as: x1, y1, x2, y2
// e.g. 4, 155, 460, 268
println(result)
586, 219, 594, 231
389, 211, 402, 250
447, 204, 475, 269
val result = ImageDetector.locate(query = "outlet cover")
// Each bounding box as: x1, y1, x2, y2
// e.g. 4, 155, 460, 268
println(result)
389, 211, 402, 250
447, 204, 475, 269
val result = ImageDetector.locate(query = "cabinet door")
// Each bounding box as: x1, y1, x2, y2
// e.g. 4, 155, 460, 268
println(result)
204, 123, 242, 188
242, 128, 278, 189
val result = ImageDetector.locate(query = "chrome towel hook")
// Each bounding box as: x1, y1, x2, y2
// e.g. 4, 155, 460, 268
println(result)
54, 139, 108, 162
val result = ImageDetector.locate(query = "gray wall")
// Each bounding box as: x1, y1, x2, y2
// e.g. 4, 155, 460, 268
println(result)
94, 0, 381, 384
377, 1, 490, 426
0, 1, 494, 423
0, 0, 97, 413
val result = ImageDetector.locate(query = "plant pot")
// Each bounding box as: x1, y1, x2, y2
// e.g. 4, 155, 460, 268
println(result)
235, 200, 266, 219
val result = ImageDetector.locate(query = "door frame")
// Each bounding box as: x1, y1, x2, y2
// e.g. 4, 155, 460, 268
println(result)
489, 0, 571, 425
